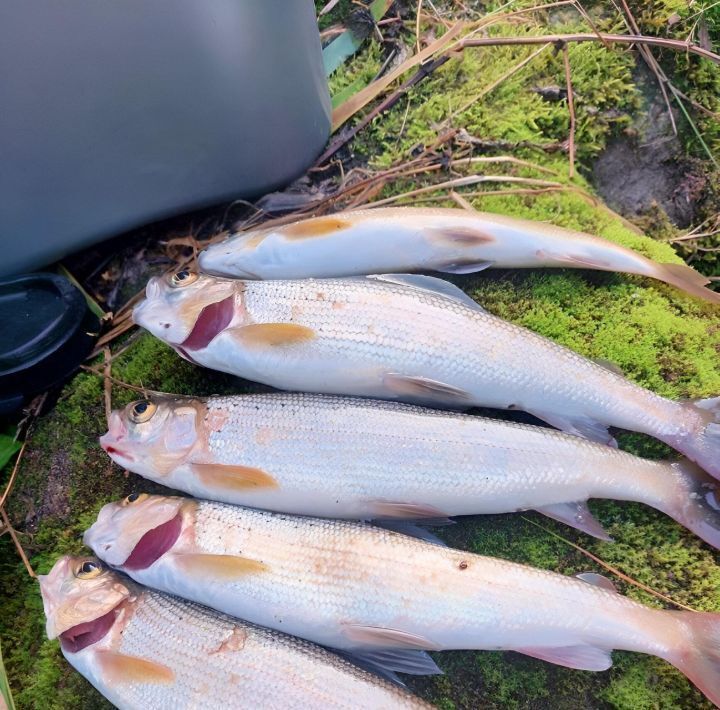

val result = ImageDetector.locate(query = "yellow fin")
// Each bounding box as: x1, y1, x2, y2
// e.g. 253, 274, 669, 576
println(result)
282, 216, 351, 239
191, 463, 279, 491
96, 651, 174, 685
230, 323, 316, 347
172, 553, 267, 579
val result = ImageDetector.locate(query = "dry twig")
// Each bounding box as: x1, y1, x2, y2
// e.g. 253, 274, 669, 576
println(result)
562, 44, 577, 178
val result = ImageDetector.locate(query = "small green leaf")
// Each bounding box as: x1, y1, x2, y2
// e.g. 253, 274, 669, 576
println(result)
0, 436, 21, 472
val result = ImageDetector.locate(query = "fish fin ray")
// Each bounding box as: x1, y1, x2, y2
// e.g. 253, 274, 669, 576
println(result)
382, 373, 472, 407
342, 625, 438, 650
436, 260, 495, 275
190, 463, 279, 490
366, 274, 486, 312
372, 520, 449, 546
592, 358, 624, 377
535, 502, 613, 541
369, 501, 450, 520
576, 572, 619, 593
171, 553, 267, 579
525, 410, 617, 446
515, 645, 612, 671
549, 253, 612, 269
228, 323, 316, 347
655, 263, 720, 304
341, 649, 443, 683
96, 651, 175, 684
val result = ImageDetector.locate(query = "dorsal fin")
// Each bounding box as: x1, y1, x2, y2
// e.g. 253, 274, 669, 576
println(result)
365, 274, 486, 312
576, 572, 619, 593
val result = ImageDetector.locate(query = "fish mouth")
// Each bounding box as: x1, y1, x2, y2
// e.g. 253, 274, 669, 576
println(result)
100, 441, 134, 463
180, 295, 235, 351
59, 603, 122, 654
122, 513, 183, 571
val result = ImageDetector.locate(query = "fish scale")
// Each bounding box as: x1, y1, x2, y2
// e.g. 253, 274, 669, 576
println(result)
87, 497, 685, 667
233, 277, 682, 439
41, 560, 428, 710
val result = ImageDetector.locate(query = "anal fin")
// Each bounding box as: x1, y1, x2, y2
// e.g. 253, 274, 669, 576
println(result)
96, 651, 174, 684
369, 501, 450, 520
383, 373, 471, 407
190, 463, 279, 490
535, 501, 612, 541
525, 409, 617, 446
343, 624, 438, 650
515, 645, 612, 671
171, 553, 267, 579
341, 648, 442, 685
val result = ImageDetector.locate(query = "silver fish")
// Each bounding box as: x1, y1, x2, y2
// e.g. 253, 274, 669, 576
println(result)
40, 555, 429, 710
198, 207, 720, 303
84, 495, 720, 707
132, 271, 720, 478
99, 392, 720, 548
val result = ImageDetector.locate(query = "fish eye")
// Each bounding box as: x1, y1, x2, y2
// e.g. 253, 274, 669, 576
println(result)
122, 492, 148, 507
75, 559, 104, 580
169, 270, 198, 288
128, 400, 157, 424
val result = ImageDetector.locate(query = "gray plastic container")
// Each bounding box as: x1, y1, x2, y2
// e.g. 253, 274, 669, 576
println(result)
0, 0, 331, 276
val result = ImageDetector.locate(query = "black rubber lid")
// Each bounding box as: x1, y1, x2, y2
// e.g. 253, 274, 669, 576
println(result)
0, 273, 99, 414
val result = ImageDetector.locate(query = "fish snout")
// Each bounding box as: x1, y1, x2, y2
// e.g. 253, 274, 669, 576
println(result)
99, 413, 134, 462
145, 277, 162, 300
84, 506, 123, 565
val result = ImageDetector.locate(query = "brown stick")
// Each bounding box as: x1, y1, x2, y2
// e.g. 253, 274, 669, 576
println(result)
460, 32, 720, 64
0, 507, 35, 578
562, 44, 576, 178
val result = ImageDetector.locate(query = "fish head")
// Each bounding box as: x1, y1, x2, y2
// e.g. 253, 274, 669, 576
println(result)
132, 270, 241, 349
199, 230, 270, 278
84, 494, 192, 570
100, 396, 203, 477
39, 555, 133, 651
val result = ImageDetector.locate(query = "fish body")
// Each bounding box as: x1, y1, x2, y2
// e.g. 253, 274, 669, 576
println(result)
100, 393, 720, 547
84, 496, 720, 707
132, 272, 720, 477
198, 207, 720, 303
39, 556, 428, 710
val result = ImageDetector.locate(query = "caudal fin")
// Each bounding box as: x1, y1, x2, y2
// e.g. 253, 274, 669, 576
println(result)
667, 611, 720, 706
673, 397, 720, 480
660, 459, 720, 549
655, 263, 720, 304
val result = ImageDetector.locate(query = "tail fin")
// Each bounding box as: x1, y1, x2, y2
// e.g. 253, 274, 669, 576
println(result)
662, 459, 720, 549
665, 397, 720, 481
655, 263, 720, 304
667, 611, 720, 706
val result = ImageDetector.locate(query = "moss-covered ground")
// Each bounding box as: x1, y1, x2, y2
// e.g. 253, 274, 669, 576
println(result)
2, 2, 719, 708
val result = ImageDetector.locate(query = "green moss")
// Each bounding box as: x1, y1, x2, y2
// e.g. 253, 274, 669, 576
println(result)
2, 5, 719, 710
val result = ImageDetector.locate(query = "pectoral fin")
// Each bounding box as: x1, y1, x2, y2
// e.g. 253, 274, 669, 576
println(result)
383, 373, 471, 407
535, 502, 612, 541
96, 651, 174, 685
228, 323, 316, 347
171, 553, 267, 579
515, 645, 612, 671
343, 624, 438, 650
191, 463, 279, 491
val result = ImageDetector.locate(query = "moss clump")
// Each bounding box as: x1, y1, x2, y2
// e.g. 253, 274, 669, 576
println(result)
2, 4, 719, 710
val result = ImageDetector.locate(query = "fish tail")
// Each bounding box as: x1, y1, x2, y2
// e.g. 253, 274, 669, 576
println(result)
658, 458, 720, 549
665, 611, 720, 706
669, 397, 720, 480
653, 263, 720, 304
